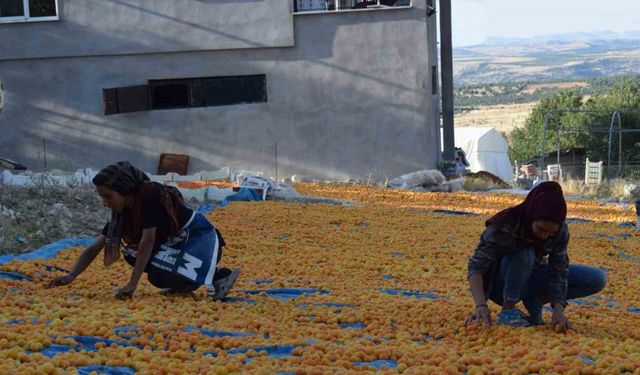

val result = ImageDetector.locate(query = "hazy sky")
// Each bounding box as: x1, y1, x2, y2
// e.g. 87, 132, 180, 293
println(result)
452, 0, 640, 46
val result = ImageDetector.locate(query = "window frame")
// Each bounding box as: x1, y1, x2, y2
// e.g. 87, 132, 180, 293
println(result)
103, 74, 268, 116
293, 0, 412, 14
0, 0, 59, 24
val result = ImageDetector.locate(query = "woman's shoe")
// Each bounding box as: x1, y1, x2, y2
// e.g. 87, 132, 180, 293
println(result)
208, 268, 241, 301
497, 308, 531, 327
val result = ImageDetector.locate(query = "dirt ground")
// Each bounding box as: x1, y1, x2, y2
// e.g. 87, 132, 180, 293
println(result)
455, 102, 536, 137
0, 184, 107, 255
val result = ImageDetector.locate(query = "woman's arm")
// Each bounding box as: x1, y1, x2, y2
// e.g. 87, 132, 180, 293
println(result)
547, 225, 570, 307
548, 225, 571, 332
465, 272, 493, 326
46, 235, 106, 288
468, 273, 487, 307
115, 228, 155, 299
465, 226, 507, 326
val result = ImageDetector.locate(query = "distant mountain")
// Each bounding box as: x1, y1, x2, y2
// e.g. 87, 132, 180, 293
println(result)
478, 30, 640, 46
453, 32, 640, 85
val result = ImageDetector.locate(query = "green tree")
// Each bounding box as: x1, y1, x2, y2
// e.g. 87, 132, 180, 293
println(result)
580, 77, 640, 164
509, 90, 584, 162
509, 76, 640, 171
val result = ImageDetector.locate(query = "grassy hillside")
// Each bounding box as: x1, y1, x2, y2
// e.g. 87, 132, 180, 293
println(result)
453, 76, 637, 136
454, 39, 640, 85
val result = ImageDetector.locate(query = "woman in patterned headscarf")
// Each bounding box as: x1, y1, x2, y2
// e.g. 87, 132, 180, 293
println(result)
465, 181, 606, 331
46, 161, 240, 300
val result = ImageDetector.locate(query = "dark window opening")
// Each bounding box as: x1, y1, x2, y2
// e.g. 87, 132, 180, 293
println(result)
150, 81, 190, 110
0, 0, 25, 17
103, 74, 267, 116
191, 75, 267, 108
103, 85, 150, 115
29, 0, 56, 17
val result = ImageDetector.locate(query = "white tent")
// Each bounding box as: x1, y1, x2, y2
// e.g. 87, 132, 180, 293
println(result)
441, 127, 513, 182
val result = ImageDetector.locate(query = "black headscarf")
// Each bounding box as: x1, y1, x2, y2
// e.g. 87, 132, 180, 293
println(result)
486, 181, 567, 244
93, 161, 150, 267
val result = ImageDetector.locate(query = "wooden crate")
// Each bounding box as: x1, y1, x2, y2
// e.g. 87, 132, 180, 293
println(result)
157, 154, 189, 175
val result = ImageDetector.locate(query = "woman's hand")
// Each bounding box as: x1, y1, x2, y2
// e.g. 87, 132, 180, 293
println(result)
465, 305, 493, 327
45, 274, 75, 288
115, 283, 136, 300
551, 309, 572, 333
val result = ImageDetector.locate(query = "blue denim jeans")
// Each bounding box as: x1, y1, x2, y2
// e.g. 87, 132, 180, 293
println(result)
489, 248, 607, 307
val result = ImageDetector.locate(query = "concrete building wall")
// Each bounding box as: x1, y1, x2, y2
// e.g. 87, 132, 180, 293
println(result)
0, 3, 438, 180
0, 0, 294, 60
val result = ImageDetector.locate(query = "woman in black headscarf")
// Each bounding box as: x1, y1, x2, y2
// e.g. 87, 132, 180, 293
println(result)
465, 181, 606, 331
46, 161, 240, 300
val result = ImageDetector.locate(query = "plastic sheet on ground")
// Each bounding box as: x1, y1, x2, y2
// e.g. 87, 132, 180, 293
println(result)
77, 365, 135, 375
353, 359, 398, 369
240, 288, 329, 301
432, 209, 479, 216
0, 271, 33, 281
184, 327, 255, 338
0, 238, 94, 265
38, 336, 141, 357
221, 188, 264, 206
380, 289, 442, 299
566, 217, 595, 223
339, 322, 365, 329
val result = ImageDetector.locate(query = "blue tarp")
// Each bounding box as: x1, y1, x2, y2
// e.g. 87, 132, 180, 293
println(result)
543, 295, 639, 313
340, 322, 365, 329
221, 297, 256, 304
113, 325, 257, 340
240, 288, 329, 301
226, 345, 297, 358
254, 279, 273, 285
184, 327, 255, 338
380, 289, 441, 299
0, 271, 33, 282
620, 252, 640, 262
566, 218, 594, 223
220, 188, 263, 207
593, 233, 633, 239
69, 336, 142, 351
0, 238, 94, 265
205, 345, 299, 362
579, 355, 595, 365
36, 336, 141, 358
34, 263, 70, 273
3, 318, 42, 325
353, 360, 398, 369
432, 209, 479, 216
77, 365, 135, 375
618, 222, 636, 228
195, 204, 217, 213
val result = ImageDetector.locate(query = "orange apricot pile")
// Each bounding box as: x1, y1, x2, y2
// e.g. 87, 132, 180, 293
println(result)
295, 183, 636, 223
0, 185, 638, 373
